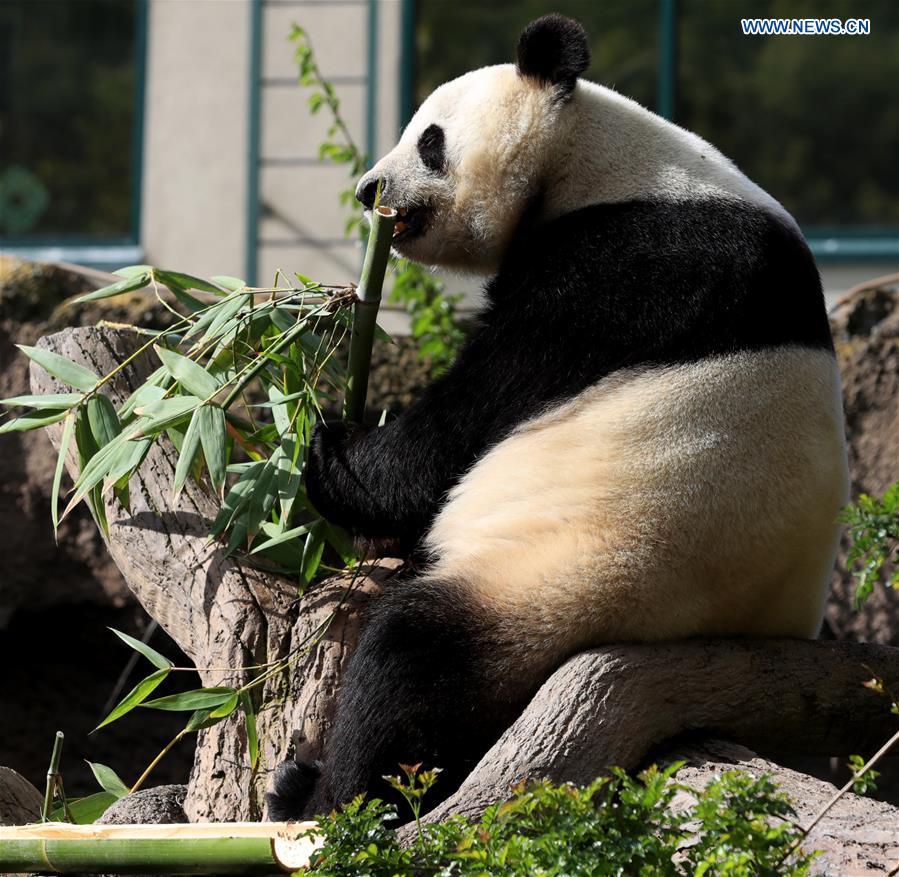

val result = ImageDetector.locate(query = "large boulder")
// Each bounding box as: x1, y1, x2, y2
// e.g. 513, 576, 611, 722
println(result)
826, 280, 899, 642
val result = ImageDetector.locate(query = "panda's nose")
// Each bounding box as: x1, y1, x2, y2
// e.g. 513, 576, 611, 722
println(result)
355, 174, 387, 210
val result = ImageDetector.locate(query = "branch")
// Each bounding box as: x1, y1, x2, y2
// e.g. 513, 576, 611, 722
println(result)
422, 638, 899, 824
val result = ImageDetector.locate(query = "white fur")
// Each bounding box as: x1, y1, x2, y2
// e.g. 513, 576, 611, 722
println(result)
424, 347, 848, 679
367, 65, 793, 272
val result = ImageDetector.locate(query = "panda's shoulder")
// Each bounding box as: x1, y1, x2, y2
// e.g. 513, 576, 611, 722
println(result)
510, 198, 803, 271
484, 196, 830, 357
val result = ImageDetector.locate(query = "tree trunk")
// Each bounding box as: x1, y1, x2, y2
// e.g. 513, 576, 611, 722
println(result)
30, 326, 395, 822
30, 326, 899, 867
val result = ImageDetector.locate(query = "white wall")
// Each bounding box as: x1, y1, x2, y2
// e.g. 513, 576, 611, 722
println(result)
141, 0, 251, 280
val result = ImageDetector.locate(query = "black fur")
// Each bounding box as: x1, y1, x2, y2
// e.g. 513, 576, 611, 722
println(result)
269, 582, 529, 819
517, 14, 590, 98
306, 198, 831, 551
266, 760, 319, 822
417, 124, 446, 174
271, 197, 832, 819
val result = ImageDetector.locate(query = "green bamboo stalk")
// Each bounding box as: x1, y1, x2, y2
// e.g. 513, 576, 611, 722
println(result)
42, 731, 64, 823
0, 822, 321, 874
343, 205, 397, 423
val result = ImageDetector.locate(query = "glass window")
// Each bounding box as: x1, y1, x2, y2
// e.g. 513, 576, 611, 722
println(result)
677, 0, 899, 227
412, 0, 898, 241
0, 0, 141, 242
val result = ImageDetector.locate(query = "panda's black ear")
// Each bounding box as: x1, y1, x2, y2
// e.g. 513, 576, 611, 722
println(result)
516, 14, 590, 99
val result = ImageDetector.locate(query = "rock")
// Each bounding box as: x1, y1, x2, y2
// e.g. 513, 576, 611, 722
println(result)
96, 785, 188, 826
670, 740, 899, 877
827, 281, 899, 643
0, 766, 42, 826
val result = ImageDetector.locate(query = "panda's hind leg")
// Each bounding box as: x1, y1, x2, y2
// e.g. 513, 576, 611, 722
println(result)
309, 578, 526, 816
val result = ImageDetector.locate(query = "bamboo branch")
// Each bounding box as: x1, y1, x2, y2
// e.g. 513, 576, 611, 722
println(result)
41, 732, 64, 823
0, 822, 321, 874
344, 205, 397, 422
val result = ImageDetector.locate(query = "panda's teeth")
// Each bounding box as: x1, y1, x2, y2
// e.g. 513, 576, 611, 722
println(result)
394, 221, 407, 236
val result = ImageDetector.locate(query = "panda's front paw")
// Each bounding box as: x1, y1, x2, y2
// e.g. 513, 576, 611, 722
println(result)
305, 420, 366, 517
265, 759, 320, 822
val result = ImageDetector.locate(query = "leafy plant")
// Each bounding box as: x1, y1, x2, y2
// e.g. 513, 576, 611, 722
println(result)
1, 267, 360, 581
846, 753, 880, 796
305, 764, 816, 876
290, 24, 466, 376
0, 266, 380, 802
839, 482, 899, 606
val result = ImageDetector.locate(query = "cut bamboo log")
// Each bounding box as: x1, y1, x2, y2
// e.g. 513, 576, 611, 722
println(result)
0, 821, 321, 874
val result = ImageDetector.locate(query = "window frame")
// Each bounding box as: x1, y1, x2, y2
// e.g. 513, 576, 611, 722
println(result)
0, 0, 149, 270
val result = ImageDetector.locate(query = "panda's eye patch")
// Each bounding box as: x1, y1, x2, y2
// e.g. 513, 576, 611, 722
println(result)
417, 124, 446, 174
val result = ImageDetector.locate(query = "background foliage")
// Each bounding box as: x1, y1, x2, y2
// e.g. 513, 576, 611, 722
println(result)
414, 0, 899, 227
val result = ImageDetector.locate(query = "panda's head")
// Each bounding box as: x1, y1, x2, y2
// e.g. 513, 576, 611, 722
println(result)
355, 15, 590, 273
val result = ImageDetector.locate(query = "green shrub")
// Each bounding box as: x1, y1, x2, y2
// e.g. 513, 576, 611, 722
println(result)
305, 764, 816, 876
840, 482, 899, 606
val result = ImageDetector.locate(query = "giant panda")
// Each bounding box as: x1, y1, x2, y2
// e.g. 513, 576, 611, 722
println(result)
267, 14, 849, 820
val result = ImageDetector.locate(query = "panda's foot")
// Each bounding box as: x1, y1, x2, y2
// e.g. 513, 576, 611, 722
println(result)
265, 759, 320, 822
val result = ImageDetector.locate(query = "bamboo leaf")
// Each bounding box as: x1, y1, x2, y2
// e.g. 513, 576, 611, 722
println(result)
110, 627, 173, 670
71, 272, 151, 304
114, 264, 153, 279
183, 708, 225, 733
0, 393, 83, 409
240, 692, 259, 769
244, 458, 277, 542
249, 521, 314, 554
95, 668, 170, 730
275, 436, 304, 523
51, 412, 76, 531
325, 522, 358, 565
154, 346, 219, 400
0, 409, 69, 434
86, 395, 121, 448
209, 691, 239, 719
198, 404, 228, 497
64, 433, 128, 517
300, 520, 327, 587
132, 396, 201, 436
198, 294, 248, 345
268, 389, 294, 439
211, 275, 248, 292
118, 372, 169, 420
104, 437, 152, 491
142, 687, 236, 712
17, 345, 99, 392
50, 791, 118, 824
154, 269, 225, 295
85, 762, 129, 798
209, 461, 264, 537
172, 408, 203, 499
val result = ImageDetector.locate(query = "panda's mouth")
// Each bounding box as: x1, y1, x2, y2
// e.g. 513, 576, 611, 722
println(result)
391, 204, 429, 242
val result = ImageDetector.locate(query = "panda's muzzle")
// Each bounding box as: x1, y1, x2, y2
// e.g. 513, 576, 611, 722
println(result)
356, 175, 429, 243
391, 204, 429, 241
